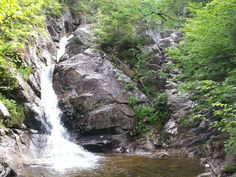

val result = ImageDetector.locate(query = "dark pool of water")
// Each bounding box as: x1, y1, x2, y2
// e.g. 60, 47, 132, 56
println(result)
26, 154, 203, 177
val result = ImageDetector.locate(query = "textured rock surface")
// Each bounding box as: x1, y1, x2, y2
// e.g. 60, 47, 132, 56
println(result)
54, 48, 148, 152
0, 128, 38, 177
0, 161, 17, 177
65, 24, 94, 58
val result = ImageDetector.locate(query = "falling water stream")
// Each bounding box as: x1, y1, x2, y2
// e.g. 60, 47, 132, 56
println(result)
36, 35, 100, 171
40, 65, 100, 171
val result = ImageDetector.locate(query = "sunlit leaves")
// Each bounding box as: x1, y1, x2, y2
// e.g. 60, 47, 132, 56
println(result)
170, 0, 236, 153
0, 0, 60, 104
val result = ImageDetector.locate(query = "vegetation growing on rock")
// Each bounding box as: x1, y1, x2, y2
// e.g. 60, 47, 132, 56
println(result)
169, 0, 236, 153
0, 0, 61, 126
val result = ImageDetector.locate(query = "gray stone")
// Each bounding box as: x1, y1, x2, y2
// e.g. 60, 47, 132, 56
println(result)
0, 103, 10, 119
167, 91, 193, 121
65, 37, 88, 57
0, 162, 17, 177
65, 24, 94, 58
0, 128, 37, 176
160, 30, 175, 39
158, 37, 176, 48
53, 49, 148, 151
199, 120, 210, 130
63, 11, 81, 32
197, 172, 213, 177
74, 24, 94, 46
164, 120, 178, 135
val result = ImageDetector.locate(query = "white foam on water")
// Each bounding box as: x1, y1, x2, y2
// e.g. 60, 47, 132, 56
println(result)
56, 35, 73, 62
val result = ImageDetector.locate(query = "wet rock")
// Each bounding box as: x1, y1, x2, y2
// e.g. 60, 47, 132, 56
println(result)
197, 172, 213, 177
59, 53, 69, 63
153, 151, 171, 159
0, 128, 37, 176
23, 103, 45, 132
46, 15, 64, 41
0, 162, 17, 177
79, 133, 128, 153
158, 37, 176, 48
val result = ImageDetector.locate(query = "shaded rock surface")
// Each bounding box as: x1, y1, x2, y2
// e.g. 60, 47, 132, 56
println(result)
54, 47, 148, 152
0, 128, 43, 177
0, 161, 17, 177
64, 24, 94, 58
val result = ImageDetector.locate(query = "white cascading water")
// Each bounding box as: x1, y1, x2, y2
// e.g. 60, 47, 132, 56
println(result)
40, 35, 100, 171
56, 35, 69, 62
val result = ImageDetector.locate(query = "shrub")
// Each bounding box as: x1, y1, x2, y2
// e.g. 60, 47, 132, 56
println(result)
0, 96, 24, 127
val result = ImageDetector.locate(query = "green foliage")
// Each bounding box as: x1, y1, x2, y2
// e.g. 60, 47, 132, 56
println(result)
132, 47, 152, 79
169, 0, 236, 153
0, 0, 61, 127
0, 64, 19, 94
180, 116, 196, 129
128, 96, 138, 107
0, 96, 24, 127
171, 0, 236, 81
128, 93, 170, 134
77, 0, 186, 70
163, 0, 236, 154
133, 105, 154, 134
125, 83, 136, 92
222, 164, 236, 176
153, 93, 170, 127
128, 96, 153, 134
44, 0, 62, 17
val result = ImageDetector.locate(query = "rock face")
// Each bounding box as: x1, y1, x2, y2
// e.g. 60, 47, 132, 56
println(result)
0, 128, 37, 176
0, 161, 17, 177
54, 47, 147, 152
65, 24, 94, 58
53, 23, 148, 152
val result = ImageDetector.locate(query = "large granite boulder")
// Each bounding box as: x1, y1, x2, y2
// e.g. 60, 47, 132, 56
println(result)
53, 48, 148, 152
65, 24, 94, 58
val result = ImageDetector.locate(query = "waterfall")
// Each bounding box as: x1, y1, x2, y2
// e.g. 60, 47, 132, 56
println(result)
39, 36, 100, 171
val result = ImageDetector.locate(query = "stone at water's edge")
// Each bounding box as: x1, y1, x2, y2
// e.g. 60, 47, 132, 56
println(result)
53, 48, 148, 152
0, 161, 17, 177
